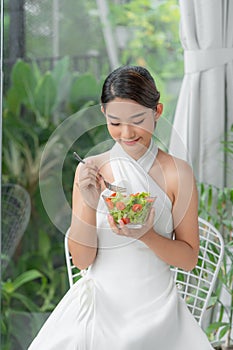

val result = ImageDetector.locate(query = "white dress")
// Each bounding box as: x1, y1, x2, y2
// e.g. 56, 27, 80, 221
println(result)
28, 140, 214, 350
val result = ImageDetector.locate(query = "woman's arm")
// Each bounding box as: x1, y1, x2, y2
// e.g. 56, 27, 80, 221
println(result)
139, 159, 199, 271
68, 161, 100, 270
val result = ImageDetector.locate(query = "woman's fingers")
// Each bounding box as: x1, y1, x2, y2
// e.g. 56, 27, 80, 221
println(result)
107, 214, 117, 229
147, 207, 155, 227
77, 161, 102, 189
75, 160, 103, 209
108, 207, 156, 239
107, 215, 123, 235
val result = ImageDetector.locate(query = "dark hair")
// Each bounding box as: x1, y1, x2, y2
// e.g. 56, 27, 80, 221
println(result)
101, 66, 160, 110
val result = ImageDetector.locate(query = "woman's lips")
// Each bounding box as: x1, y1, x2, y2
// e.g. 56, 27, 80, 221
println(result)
122, 137, 141, 146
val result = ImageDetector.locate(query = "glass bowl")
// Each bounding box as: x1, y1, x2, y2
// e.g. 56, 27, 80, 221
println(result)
102, 192, 156, 229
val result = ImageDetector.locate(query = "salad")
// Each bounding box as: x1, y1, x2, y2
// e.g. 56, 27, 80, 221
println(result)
103, 191, 156, 226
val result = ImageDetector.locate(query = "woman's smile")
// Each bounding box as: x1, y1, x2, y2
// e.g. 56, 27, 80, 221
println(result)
121, 137, 141, 146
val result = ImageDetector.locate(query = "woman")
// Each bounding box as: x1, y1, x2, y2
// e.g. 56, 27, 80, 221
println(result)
28, 66, 213, 349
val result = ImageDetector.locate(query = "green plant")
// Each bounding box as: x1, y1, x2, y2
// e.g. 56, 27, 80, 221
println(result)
2, 58, 104, 248
198, 183, 233, 347
2, 57, 108, 348
1, 229, 69, 350
110, 0, 182, 79
1, 269, 44, 350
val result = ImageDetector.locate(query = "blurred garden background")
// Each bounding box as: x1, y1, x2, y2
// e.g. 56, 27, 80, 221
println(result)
1, 1, 232, 349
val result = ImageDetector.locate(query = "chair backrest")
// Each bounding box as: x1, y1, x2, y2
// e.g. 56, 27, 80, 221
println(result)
64, 229, 86, 287
1, 183, 31, 269
171, 217, 224, 328
64, 217, 225, 327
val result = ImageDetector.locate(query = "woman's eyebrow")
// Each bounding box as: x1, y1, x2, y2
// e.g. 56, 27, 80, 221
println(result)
107, 111, 147, 120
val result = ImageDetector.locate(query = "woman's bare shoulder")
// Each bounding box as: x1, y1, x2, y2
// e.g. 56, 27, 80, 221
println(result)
157, 149, 194, 176
152, 149, 196, 204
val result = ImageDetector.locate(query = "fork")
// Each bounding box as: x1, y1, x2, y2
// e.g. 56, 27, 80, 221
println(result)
73, 152, 126, 193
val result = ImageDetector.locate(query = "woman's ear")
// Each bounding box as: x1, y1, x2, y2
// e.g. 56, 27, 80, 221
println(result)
155, 103, 163, 121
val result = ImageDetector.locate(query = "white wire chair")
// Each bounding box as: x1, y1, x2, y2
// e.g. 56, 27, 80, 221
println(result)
171, 217, 224, 328
64, 217, 225, 328
1, 183, 31, 269
64, 228, 86, 287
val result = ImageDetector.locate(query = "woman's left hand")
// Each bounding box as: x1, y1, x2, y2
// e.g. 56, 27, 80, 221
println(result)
107, 207, 155, 240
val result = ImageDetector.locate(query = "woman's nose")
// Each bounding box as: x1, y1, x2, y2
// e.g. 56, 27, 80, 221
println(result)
121, 123, 135, 139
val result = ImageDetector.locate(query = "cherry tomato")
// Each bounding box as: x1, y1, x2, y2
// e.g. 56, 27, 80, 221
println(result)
105, 197, 114, 209
122, 217, 130, 224
132, 204, 142, 212
130, 192, 140, 197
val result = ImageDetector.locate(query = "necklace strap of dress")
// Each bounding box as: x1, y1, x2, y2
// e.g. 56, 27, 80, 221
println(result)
110, 139, 158, 174
109, 140, 158, 194
136, 139, 158, 173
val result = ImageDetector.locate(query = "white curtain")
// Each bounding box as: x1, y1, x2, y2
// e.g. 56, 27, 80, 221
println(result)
169, 0, 233, 188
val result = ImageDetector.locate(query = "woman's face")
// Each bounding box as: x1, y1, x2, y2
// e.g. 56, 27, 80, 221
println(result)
103, 98, 160, 159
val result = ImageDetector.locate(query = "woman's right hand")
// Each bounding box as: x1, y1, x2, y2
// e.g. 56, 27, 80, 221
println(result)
76, 160, 102, 210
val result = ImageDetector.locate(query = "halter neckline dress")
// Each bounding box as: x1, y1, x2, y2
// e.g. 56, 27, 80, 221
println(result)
28, 140, 213, 350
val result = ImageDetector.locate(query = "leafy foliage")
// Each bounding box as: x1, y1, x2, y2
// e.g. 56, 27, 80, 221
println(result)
110, 0, 182, 79
1, 229, 68, 349
198, 183, 233, 346
2, 57, 103, 190
1, 57, 106, 348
